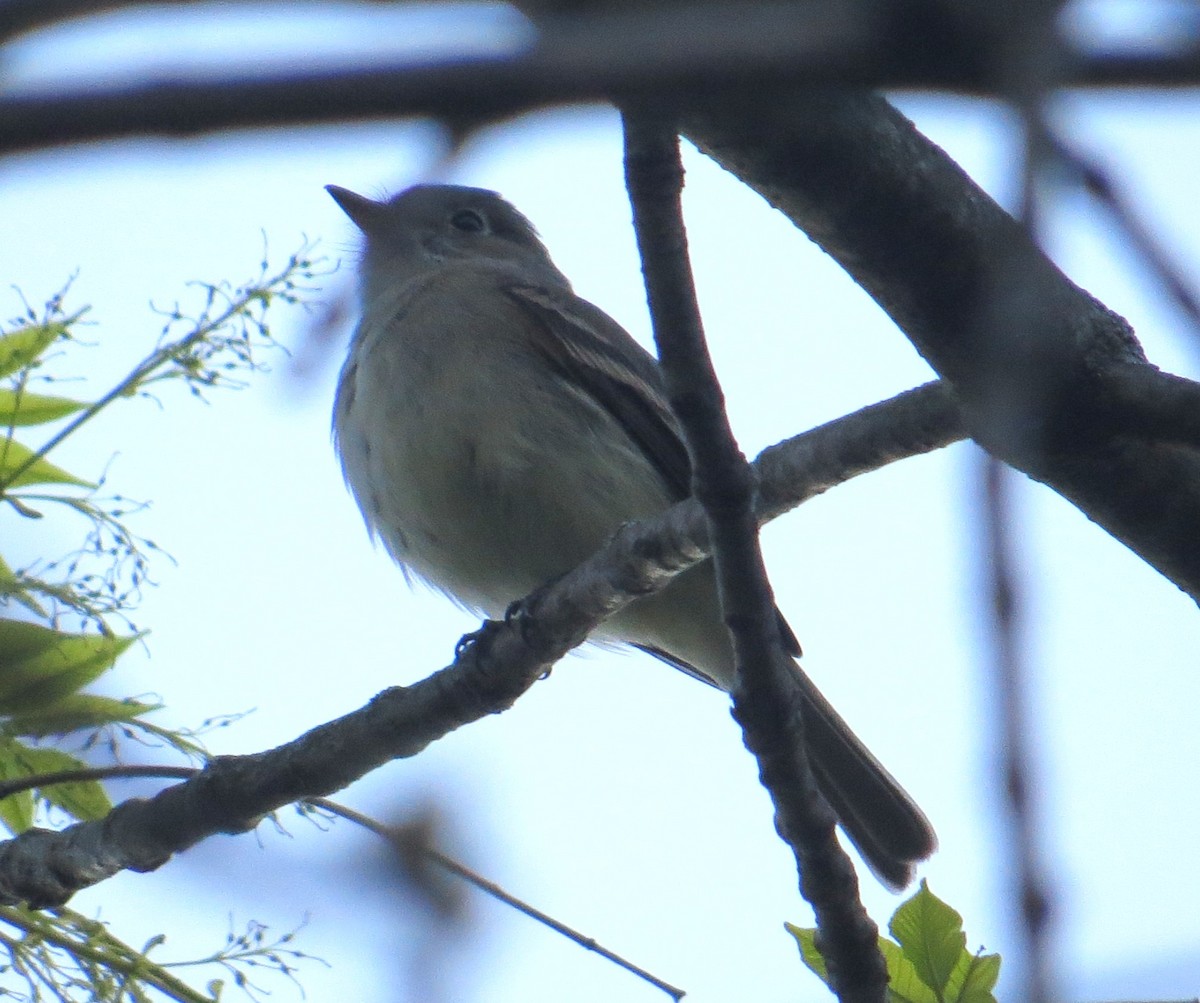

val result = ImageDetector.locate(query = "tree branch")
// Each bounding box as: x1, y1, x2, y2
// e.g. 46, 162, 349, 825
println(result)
0, 383, 960, 909
679, 88, 1200, 604
318, 800, 687, 1001
7, 6, 1194, 595
755, 380, 964, 518
623, 110, 886, 1003
1, 1, 1197, 156
1107, 365, 1200, 449
0, 762, 688, 1000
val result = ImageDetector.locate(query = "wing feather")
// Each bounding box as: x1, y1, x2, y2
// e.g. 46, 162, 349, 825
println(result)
505, 284, 693, 501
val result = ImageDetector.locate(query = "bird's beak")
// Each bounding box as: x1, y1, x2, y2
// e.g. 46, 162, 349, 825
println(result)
326, 185, 386, 234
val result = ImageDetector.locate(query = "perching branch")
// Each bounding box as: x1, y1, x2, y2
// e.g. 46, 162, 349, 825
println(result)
0, 383, 960, 910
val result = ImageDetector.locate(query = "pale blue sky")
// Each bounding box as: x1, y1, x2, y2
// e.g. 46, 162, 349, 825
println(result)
3, 5, 1200, 1002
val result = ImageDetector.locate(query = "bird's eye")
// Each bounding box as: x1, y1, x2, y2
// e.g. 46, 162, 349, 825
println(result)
450, 209, 486, 233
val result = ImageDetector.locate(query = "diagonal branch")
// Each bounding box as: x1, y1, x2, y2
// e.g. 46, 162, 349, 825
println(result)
0, 764, 687, 1000
679, 88, 1200, 603
622, 109, 886, 1003
0, 383, 960, 910
317, 800, 687, 1001
755, 380, 964, 518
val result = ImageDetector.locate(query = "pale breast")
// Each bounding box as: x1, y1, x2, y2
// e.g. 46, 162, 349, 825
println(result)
333, 266, 675, 616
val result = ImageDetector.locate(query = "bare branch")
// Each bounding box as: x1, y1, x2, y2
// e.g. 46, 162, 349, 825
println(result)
623, 110, 886, 1003
1107, 365, 1200, 449
0, 383, 959, 910
0, 763, 687, 999
0, 630, 556, 909
680, 89, 1200, 604
755, 380, 964, 518
1, 1, 1198, 157
318, 800, 687, 1001
983, 34, 1059, 997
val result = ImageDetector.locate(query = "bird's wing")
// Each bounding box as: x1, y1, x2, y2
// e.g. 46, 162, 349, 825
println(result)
505, 281, 803, 660
505, 283, 693, 502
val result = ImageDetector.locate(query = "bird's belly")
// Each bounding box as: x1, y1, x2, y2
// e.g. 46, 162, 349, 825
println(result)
337, 344, 672, 616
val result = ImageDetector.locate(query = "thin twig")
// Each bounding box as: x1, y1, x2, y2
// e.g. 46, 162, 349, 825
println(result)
0, 765, 686, 999
1045, 131, 1200, 342
0, 764, 194, 800
0, 260, 297, 492
314, 801, 687, 1001
981, 454, 1050, 1001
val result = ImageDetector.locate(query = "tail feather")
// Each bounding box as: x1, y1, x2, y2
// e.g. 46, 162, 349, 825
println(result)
621, 574, 935, 888
793, 665, 936, 890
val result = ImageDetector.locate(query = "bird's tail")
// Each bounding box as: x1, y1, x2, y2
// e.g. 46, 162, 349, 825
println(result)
616, 566, 936, 887
791, 663, 936, 890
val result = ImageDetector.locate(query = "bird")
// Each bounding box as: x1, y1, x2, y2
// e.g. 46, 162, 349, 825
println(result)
327, 181, 935, 889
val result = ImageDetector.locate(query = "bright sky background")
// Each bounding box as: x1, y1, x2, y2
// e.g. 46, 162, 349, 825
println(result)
3, 4, 1200, 1002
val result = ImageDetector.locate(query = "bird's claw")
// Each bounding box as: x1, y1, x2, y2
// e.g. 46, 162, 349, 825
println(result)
455, 620, 504, 660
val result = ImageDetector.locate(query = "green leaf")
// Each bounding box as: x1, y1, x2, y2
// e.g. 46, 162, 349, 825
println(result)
8, 694, 161, 737
0, 389, 87, 427
0, 437, 94, 489
0, 322, 66, 379
790, 922, 942, 1003
791, 883, 1000, 1003
0, 786, 34, 833
889, 880, 969, 997
786, 923, 829, 984
6, 744, 111, 822
0, 738, 42, 832
879, 940, 939, 1003
947, 950, 1001, 1003
0, 619, 137, 715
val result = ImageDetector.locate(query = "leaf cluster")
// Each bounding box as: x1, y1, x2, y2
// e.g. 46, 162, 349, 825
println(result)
0, 907, 317, 1003
0, 250, 321, 1001
789, 881, 1000, 1003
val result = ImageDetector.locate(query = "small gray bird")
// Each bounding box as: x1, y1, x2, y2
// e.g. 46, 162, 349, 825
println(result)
329, 182, 935, 889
